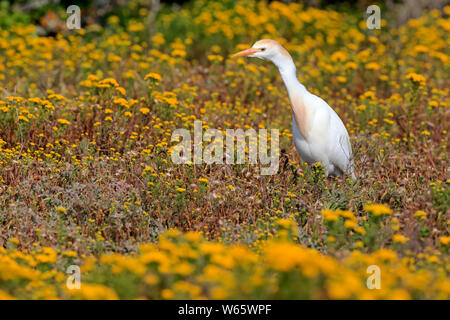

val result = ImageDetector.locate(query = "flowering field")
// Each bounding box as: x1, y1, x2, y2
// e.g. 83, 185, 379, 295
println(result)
0, 0, 449, 300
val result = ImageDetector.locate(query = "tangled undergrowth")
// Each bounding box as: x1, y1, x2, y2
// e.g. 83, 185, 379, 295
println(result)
0, 0, 449, 299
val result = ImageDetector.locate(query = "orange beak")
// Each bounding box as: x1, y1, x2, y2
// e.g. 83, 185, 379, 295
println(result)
231, 47, 259, 58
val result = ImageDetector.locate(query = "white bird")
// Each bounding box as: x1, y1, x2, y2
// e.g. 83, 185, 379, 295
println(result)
231, 39, 356, 179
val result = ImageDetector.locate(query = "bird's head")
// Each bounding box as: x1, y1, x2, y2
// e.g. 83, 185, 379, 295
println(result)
231, 39, 292, 65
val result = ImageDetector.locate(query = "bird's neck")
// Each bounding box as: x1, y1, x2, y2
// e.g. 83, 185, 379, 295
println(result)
276, 59, 307, 98
275, 58, 311, 139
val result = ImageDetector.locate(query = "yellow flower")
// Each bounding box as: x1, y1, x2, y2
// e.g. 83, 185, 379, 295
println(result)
440, 236, 450, 246
129, 22, 144, 32
392, 234, 409, 244
35, 247, 58, 264
173, 262, 194, 275
57, 118, 70, 125
344, 220, 357, 229
388, 289, 411, 300
0, 290, 15, 300
143, 273, 159, 285
171, 49, 186, 57
276, 218, 296, 229
70, 284, 118, 300
355, 241, 364, 248
413, 210, 426, 220
107, 16, 119, 24
391, 217, 400, 231
207, 54, 223, 62
99, 78, 119, 87
211, 287, 228, 299
185, 231, 202, 243
365, 62, 380, 70
364, 204, 393, 216
143, 166, 154, 174
139, 107, 150, 115
164, 97, 178, 106
62, 251, 77, 258
161, 289, 174, 299
113, 98, 129, 108
413, 45, 428, 53
331, 51, 347, 62
55, 206, 67, 213
152, 33, 165, 46
176, 187, 186, 192
321, 209, 338, 222
429, 101, 438, 108
9, 237, 20, 245
337, 210, 356, 221
406, 72, 426, 85
144, 73, 162, 82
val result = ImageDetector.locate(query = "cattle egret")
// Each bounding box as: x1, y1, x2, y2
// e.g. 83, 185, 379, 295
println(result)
232, 39, 356, 179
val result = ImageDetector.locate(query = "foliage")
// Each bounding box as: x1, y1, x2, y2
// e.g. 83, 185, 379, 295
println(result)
0, 0, 449, 299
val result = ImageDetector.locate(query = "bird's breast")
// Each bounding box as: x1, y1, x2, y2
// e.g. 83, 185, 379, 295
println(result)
289, 94, 310, 140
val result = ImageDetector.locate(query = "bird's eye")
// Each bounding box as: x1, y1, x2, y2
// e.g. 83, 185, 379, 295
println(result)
260, 48, 266, 52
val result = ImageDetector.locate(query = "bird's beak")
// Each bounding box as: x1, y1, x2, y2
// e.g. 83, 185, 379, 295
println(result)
231, 47, 259, 58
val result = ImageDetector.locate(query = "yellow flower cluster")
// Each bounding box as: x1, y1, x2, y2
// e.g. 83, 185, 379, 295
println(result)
1, 229, 449, 300
406, 73, 426, 85
364, 204, 393, 216
0, 0, 448, 300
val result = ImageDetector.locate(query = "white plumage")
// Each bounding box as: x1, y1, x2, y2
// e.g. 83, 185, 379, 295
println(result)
232, 39, 355, 179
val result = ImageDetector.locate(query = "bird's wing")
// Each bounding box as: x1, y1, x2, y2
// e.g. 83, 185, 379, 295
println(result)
328, 107, 354, 174
305, 94, 353, 174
